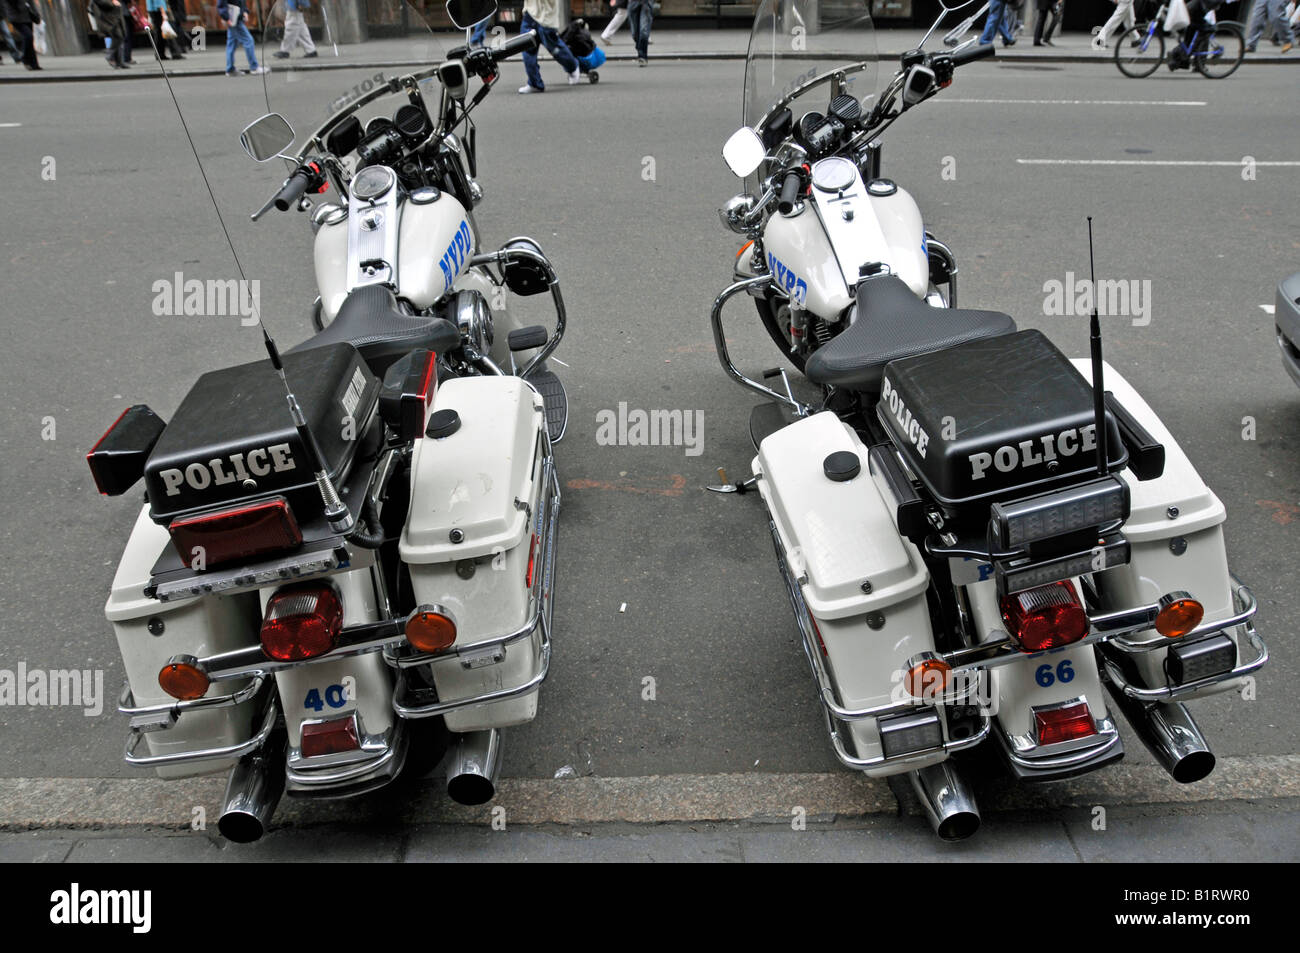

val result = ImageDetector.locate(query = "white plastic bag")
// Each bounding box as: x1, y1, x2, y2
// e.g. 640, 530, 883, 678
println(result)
1164, 0, 1191, 32
161, 16, 177, 38
33, 21, 47, 54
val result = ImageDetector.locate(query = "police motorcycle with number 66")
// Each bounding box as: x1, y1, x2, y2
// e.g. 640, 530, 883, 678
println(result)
86, 0, 570, 842
710, 0, 1266, 839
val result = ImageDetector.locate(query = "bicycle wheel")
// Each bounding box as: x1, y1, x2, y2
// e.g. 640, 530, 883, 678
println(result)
1195, 22, 1245, 78
1114, 25, 1165, 77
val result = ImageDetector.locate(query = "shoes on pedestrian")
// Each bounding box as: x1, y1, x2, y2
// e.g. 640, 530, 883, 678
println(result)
249, 65, 270, 74
1043, 37, 1054, 45
637, 57, 647, 66
305, 51, 318, 57
518, 83, 542, 93
226, 69, 238, 76
1245, 44, 1256, 52
567, 69, 581, 84
1283, 42, 1294, 53
273, 51, 290, 59
1002, 37, 1016, 46
1033, 39, 1043, 45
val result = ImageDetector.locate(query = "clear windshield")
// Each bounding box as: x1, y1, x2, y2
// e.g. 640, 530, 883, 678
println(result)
256, 0, 456, 162
742, 0, 879, 131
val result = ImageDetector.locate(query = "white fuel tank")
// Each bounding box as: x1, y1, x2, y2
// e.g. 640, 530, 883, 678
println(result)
762, 159, 928, 322
314, 190, 474, 321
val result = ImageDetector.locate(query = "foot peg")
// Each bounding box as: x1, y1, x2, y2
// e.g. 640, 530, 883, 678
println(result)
528, 367, 568, 442
706, 466, 757, 495
508, 325, 549, 352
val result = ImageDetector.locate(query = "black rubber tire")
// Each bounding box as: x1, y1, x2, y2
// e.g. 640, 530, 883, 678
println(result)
1195, 22, 1245, 78
589, 69, 599, 83
1114, 25, 1164, 77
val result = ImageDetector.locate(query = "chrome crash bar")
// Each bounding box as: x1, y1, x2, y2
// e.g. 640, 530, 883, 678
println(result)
711, 274, 812, 416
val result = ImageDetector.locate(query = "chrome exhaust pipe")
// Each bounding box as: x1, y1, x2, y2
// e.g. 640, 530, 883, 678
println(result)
1105, 684, 1215, 784
217, 731, 287, 844
908, 761, 981, 841
445, 729, 502, 806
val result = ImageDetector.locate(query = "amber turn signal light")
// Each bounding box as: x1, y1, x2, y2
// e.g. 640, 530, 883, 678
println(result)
406, 606, 457, 653
905, 655, 952, 700
1156, 594, 1204, 639
158, 656, 210, 701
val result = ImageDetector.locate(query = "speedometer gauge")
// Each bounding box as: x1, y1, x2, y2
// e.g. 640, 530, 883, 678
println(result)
351, 165, 396, 202
811, 157, 857, 193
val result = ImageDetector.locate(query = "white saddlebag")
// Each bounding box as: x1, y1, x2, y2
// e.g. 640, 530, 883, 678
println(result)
400, 376, 548, 732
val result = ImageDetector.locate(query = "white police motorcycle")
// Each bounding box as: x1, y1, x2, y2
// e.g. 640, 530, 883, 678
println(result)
710, 0, 1267, 838
88, 0, 569, 842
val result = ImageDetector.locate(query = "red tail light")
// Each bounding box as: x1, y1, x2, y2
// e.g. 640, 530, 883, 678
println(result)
301, 714, 361, 758
525, 533, 539, 588
1000, 580, 1088, 652
1034, 701, 1097, 746
260, 584, 344, 661
168, 498, 302, 569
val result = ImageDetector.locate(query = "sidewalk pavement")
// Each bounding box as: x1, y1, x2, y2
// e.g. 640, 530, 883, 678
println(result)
1, 27, 1294, 84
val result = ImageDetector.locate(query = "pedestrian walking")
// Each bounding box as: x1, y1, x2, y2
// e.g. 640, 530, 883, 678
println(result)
218, 0, 268, 75
979, 0, 1018, 44
1245, 0, 1294, 51
517, 0, 580, 93
1092, 0, 1136, 47
273, 0, 317, 59
146, 0, 185, 59
94, 0, 130, 68
628, 0, 652, 63
1041, 0, 1064, 43
601, 0, 628, 42
1, 0, 42, 70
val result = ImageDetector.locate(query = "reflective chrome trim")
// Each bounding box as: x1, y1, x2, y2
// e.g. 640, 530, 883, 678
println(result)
995, 720, 1124, 771
285, 719, 407, 790
711, 275, 812, 416
118, 675, 266, 718
469, 240, 566, 380
771, 521, 990, 770
123, 695, 278, 768
1101, 580, 1266, 702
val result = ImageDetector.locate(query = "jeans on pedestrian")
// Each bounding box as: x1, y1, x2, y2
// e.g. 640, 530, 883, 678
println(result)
470, 21, 487, 45
520, 11, 578, 90
979, 0, 1015, 43
628, 0, 653, 58
1248, 0, 1294, 46
282, 8, 316, 53
226, 17, 259, 72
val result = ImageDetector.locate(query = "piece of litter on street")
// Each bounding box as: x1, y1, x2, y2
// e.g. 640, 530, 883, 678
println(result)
554, 765, 577, 779
754, 759, 760, 766
1260, 304, 1275, 315
619, 603, 627, 613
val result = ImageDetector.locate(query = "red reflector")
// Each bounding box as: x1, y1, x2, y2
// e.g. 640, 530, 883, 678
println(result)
301, 714, 361, 758
418, 349, 437, 402
1000, 580, 1088, 652
260, 584, 344, 662
87, 406, 131, 495
1034, 702, 1097, 746
525, 533, 539, 588
169, 498, 302, 569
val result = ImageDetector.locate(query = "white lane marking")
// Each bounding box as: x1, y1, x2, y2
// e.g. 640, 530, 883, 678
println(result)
0, 122, 21, 128
1018, 159, 1300, 166
1261, 304, 1276, 315
940, 98, 1207, 106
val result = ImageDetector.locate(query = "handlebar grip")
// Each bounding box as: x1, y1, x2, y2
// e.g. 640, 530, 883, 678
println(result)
951, 41, 996, 66
494, 30, 540, 61
273, 169, 312, 212
777, 170, 802, 215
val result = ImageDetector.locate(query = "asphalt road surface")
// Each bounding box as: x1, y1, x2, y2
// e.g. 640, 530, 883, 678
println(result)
1, 51, 1296, 814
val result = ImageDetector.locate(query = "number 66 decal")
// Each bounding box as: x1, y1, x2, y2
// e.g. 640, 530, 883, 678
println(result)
1035, 659, 1075, 688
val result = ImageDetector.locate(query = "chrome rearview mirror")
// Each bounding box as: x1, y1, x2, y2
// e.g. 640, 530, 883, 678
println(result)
240, 113, 296, 163
722, 128, 765, 178
446, 0, 497, 29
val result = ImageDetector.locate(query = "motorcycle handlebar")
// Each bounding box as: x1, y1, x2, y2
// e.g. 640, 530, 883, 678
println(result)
273, 168, 312, 212
777, 170, 803, 214
951, 42, 996, 67
493, 30, 540, 61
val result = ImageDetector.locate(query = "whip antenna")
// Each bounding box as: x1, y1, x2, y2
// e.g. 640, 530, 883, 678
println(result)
1087, 216, 1109, 478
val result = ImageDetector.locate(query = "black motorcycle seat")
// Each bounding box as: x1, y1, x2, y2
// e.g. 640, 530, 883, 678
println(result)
804, 275, 1017, 392
291, 285, 461, 377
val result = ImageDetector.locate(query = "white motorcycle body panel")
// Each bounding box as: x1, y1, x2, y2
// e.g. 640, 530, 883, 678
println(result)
261, 567, 394, 750
313, 192, 474, 321
1075, 360, 1240, 701
105, 507, 259, 779
400, 376, 547, 732
762, 161, 928, 322
754, 411, 947, 776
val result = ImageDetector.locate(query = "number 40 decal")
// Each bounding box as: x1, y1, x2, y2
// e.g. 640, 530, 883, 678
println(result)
1035, 660, 1075, 688
304, 684, 349, 711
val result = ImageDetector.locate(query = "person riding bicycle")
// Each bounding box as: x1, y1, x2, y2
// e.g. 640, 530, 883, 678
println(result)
1168, 0, 1225, 68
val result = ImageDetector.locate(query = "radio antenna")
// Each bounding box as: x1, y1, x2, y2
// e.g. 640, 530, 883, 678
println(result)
148, 30, 354, 535
1087, 216, 1109, 478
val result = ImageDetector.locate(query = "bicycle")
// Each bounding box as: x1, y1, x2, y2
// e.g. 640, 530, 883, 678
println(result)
1113, 3, 1246, 78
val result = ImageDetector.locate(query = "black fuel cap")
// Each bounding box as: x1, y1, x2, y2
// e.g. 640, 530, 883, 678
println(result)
824, 451, 860, 482
426, 409, 461, 439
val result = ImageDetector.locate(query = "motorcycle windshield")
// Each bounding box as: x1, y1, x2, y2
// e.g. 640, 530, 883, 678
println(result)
256, 0, 458, 162
741, 0, 880, 130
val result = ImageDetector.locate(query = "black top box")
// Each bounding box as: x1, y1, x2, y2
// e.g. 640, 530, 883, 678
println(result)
144, 344, 378, 524
876, 329, 1126, 507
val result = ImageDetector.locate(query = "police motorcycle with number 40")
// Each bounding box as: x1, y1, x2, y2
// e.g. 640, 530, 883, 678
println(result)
86, 0, 571, 842
711, 0, 1266, 839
